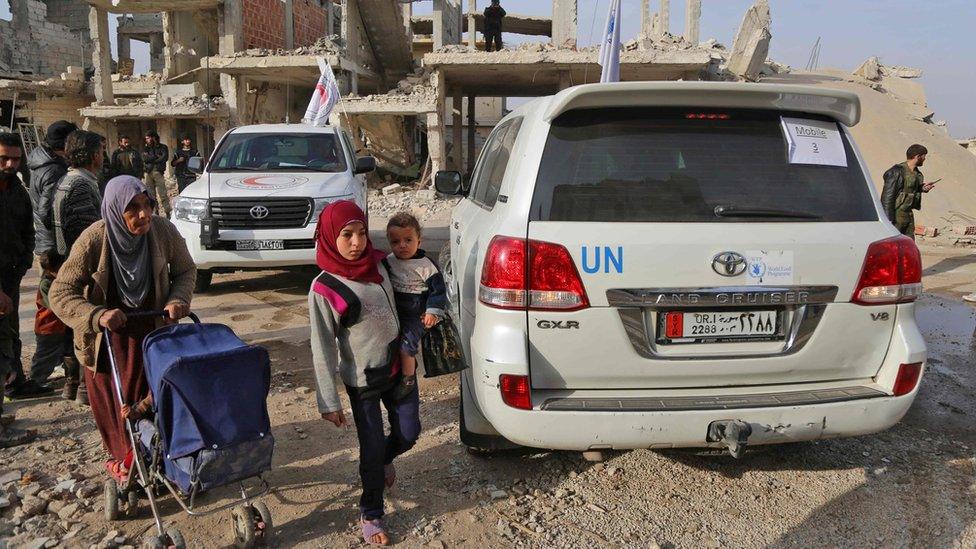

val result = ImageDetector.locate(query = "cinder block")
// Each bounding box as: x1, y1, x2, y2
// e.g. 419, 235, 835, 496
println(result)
914, 226, 938, 238
951, 225, 976, 236
382, 184, 402, 196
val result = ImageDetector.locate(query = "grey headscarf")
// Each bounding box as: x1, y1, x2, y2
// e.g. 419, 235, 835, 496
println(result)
101, 176, 153, 308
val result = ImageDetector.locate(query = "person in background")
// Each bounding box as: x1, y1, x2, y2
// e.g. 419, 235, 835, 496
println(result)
171, 135, 198, 193
14, 120, 77, 399
483, 0, 506, 52
142, 130, 170, 217
50, 175, 195, 483
0, 131, 40, 446
881, 144, 936, 239
111, 135, 143, 181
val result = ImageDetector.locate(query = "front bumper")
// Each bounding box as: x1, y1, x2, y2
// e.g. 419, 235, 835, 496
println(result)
172, 218, 315, 270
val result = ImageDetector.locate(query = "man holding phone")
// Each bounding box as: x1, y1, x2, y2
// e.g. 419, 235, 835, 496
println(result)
881, 144, 936, 238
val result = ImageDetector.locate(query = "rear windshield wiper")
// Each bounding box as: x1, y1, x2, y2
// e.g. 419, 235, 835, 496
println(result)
714, 205, 822, 220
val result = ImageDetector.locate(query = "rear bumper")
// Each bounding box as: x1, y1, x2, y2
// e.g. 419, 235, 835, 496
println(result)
476, 384, 917, 451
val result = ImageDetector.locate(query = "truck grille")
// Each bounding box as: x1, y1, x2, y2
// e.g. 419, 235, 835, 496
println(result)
210, 198, 312, 229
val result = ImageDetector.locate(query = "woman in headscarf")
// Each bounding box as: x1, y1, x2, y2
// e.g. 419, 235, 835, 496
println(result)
309, 201, 420, 546
50, 175, 196, 481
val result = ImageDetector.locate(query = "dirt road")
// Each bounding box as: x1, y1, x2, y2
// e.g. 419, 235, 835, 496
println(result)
1, 232, 974, 548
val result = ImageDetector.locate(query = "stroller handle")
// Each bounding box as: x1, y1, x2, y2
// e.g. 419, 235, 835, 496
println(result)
123, 310, 201, 323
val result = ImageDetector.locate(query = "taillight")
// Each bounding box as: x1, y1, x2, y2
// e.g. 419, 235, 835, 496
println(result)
852, 236, 922, 305
892, 362, 923, 396
479, 236, 589, 311
500, 374, 531, 409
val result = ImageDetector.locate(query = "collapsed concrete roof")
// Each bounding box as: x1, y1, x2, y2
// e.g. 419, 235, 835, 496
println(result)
79, 100, 228, 120
202, 53, 381, 91
0, 76, 88, 98
86, 0, 221, 13
423, 48, 712, 96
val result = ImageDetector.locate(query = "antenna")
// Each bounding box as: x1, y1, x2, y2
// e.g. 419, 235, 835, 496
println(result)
805, 36, 822, 71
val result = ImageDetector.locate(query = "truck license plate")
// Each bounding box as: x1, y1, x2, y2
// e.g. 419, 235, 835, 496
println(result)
664, 310, 778, 341
235, 239, 285, 251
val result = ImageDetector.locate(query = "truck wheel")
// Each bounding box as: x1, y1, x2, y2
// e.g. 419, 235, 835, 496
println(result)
194, 270, 213, 293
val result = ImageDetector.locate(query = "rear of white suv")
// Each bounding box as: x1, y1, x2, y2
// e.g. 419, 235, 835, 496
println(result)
437, 82, 926, 456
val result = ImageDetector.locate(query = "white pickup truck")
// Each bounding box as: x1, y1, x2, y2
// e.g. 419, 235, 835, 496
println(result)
172, 124, 374, 291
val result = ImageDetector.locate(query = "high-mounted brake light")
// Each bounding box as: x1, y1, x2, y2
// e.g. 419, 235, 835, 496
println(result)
685, 113, 731, 120
500, 374, 531, 410
479, 236, 589, 311
852, 235, 922, 305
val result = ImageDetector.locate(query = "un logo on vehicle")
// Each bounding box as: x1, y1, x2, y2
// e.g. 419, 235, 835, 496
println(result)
712, 252, 747, 277
249, 205, 270, 220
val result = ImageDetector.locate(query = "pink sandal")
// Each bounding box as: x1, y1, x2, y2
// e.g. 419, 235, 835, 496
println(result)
361, 517, 390, 546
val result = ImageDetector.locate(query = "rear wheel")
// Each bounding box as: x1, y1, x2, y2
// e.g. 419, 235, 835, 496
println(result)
194, 269, 213, 293
166, 528, 186, 549
252, 502, 273, 544
232, 505, 256, 548
124, 489, 140, 518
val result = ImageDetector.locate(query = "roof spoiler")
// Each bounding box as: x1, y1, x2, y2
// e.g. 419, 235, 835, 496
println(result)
543, 82, 861, 127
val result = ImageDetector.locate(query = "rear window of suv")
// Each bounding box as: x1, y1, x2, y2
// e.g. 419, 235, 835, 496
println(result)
530, 108, 878, 222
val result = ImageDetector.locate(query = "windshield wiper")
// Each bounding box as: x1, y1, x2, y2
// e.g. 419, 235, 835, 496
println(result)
713, 205, 822, 220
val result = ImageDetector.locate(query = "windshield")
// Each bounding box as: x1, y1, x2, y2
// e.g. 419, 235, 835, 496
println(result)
209, 133, 348, 172
530, 108, 878, 223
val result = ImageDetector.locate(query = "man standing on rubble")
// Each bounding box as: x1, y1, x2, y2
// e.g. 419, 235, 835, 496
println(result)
483, 0, 506, 52
142, 130, 170, 216
111, 135, 143, 180
881, 144, 936, 239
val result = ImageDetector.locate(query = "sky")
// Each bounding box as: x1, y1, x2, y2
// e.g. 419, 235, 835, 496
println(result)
3, 1, 973, 137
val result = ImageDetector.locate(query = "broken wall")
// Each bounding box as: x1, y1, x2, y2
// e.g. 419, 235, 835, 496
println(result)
728, 0, 771, 81
26, 94, 89, 130
294, 0, 328, 48
243, 0, 287, 50
432, 0, 461, 49
40, 0, 91, 41
342, 0, 379, 74
0, 0, 88, 77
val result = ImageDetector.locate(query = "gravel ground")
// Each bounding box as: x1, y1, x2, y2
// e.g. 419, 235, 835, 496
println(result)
0, 233, 973, 548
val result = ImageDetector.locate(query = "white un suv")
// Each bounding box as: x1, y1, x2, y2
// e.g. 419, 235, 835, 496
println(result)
172, 124, 373, 291
435, 82, 926, 458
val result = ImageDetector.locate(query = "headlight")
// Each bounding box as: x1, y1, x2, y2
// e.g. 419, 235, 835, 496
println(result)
173, 197, 208, 223
312, 195, 355, 220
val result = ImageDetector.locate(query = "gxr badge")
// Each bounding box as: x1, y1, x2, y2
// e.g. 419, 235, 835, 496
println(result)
537, 320, 579, 329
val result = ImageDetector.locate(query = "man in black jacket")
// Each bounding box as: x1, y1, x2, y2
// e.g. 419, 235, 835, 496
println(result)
142, 130, 170, 216
111, 135, 143, 180
0, 133, 41, 445
14, 121, 77, 399
483, 0, 506, 51
171, 135, 198, 193
880, 144, 936, 239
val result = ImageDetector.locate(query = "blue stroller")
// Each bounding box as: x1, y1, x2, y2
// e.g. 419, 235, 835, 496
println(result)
102, 312, 275, 548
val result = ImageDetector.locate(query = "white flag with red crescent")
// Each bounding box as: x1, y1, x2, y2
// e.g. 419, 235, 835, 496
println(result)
304, 57, 341, 126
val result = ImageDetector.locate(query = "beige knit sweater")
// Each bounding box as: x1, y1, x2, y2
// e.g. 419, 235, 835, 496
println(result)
49, 217, 196, 371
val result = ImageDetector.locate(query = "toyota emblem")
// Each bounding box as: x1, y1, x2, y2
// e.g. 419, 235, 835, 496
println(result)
712, 252, 747, 277
249, 205, 270, 220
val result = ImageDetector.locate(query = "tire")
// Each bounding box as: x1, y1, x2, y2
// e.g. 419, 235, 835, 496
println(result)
166, 528, 186, 549
104, 480, 119, 521
194, 269, 213, 293
125, 489, 140, 518
252, 502, 273, 545
232, 505, 256, 548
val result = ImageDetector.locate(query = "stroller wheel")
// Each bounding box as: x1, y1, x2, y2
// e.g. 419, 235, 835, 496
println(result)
165, 527, 186, 549
232, 505, 256, 548
104, 480, 120, 521
125, 489, 140, 518
252, 502, 273, 543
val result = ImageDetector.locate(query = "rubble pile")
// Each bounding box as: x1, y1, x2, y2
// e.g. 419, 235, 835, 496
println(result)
368, 187, 460, 223
230, 35, 345, 58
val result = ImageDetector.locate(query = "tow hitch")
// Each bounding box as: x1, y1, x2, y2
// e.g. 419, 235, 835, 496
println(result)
707, 420, 753, 459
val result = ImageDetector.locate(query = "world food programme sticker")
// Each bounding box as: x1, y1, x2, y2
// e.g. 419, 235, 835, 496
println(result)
745, 251, 794, 285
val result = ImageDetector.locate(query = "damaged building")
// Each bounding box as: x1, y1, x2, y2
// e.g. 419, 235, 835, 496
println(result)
2, 0, 780, 183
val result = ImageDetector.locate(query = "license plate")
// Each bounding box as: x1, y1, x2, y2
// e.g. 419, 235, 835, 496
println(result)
235, 239, 285, 251
663, 310, 778, 341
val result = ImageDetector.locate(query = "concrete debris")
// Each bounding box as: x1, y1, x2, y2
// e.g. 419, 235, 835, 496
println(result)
854, 57, 923, 81
382, 183, 403, 196
727, 0, 772, 81
958, 138, 976, 156
230, 35, 344, 59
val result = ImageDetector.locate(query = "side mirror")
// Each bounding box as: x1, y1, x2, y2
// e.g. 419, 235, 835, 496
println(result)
354, 156, 376, 175
434, 171, 463, 195
187, 156, 204, 175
